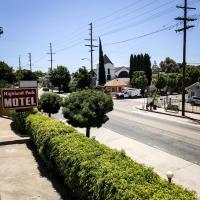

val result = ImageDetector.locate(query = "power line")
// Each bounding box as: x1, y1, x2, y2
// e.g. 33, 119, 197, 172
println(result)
94, 0, 160, 30
92, 0, 146, 23
97, 0, 198, 37
104, 23, 182, 46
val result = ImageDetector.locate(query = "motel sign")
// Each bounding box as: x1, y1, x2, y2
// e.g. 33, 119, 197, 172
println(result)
0, 88, 38, 110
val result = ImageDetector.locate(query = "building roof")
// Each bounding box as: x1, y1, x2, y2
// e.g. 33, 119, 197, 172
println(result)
104, 79, 128, 87
186, 82, 200, 90
113, 66, 129, 73
104, 54, 113, 64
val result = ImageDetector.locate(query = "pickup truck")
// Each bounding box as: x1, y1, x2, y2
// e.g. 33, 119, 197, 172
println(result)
116, 88, 141, 99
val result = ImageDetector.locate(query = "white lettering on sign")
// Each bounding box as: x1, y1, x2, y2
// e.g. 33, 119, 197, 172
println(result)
3, 97, 37, 108
4, 98, 12, 107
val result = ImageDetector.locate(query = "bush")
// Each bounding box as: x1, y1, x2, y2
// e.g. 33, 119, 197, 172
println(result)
25, 114, 197, 200
11, 108, 38, 134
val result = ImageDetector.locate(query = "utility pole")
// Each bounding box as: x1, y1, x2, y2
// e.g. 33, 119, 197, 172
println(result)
175, 0, 196, 116
19, 56, 21, 70
28, 53, 32, 71
47, 42, 55, 72
85, 23, 98, 85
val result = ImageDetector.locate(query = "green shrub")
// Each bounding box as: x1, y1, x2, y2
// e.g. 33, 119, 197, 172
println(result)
25, 114, 198, 200
11, 108, 38, 134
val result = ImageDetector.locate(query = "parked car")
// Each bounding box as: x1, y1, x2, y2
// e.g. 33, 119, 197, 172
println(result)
116, 88, 141, 99
187, 96, 200, 105
42, 87, 49, 92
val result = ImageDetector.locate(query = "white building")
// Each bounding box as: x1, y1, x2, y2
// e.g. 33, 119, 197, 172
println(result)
186, 82, 200, 98
96, 54, 130, 85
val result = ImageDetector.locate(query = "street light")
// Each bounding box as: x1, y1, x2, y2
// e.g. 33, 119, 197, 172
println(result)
166, 171, 174, 183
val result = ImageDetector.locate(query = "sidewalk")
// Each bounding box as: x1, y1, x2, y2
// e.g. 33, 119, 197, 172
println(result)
77, 126, 200, 197
0, 117, 73, 200
138, 105, 200, 121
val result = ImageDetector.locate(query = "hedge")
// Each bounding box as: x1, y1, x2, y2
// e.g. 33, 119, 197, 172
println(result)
25, 113, 198, 200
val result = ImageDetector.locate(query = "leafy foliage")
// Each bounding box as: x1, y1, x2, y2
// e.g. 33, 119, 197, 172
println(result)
15, 69, 37, 81
25, 113, 198, 200
129, 54, 152, 86
131, 71, 148, 91
160, 57, 179, 73
72, 67, 92, 90
38, 93, 62, 117
49, 66, 71, 92
0, 61, 16, 84
98, 38, 106, 85
155, 75, 167, 91
62, 89, 113, 137
11, 108, 38, 134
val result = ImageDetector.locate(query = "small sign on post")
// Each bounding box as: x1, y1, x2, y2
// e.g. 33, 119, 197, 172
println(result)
0, 88, 38, 110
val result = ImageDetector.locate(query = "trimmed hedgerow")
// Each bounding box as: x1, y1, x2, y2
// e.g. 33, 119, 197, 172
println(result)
25, 114, 198, 200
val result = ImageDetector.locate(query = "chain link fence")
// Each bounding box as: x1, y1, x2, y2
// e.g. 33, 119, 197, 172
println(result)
147, 95, 200, 114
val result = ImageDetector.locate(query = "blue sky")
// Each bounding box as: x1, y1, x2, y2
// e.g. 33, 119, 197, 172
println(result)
0, 0, 199, 73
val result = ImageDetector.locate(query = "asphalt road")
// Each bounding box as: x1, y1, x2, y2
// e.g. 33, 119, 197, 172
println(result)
53, 99, 200, 166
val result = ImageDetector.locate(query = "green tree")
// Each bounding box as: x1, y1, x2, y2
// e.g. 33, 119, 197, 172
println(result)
49, 66, 71, 92
129, 54, 134, 83
167, 74, 177, 93
144, 53, 152, 86
62, 89, 113, 138
74, 67, 92, 89
0, 61, 16, 84
155, 75, 167, 92
33, 70, 45, 79
131, 71, 148, 96
98, 38, 106, 85
160, 57, 179, 73
38, 93, 62, 117
15, 69, 37, 81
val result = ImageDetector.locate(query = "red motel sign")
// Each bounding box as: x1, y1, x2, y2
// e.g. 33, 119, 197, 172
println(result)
1, 88, 38, 110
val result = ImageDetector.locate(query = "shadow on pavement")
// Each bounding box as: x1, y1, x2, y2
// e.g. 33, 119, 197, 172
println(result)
0, 138, 30, 146
26, 141, 77, 200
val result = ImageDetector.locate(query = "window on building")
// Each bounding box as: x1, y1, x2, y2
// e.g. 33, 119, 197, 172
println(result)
107, 68, 110, 75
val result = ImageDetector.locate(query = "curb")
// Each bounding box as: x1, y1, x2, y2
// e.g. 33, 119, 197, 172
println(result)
137, 107, 200, 123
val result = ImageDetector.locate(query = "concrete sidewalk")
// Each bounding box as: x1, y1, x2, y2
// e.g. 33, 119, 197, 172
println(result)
0, 117, 74, 200
138, 106, 200, 121
77, 126, 200, 197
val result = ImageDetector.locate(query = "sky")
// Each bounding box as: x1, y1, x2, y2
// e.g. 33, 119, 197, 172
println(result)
0, 0, 200, 73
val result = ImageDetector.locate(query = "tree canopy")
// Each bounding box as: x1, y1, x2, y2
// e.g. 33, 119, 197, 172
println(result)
15, 69, 37, 81
73, 67, 92, 90
160, 57, 179, 73
129, 53, 152, 86
49, 66, 71, 92
0, 61, 16, 84
131, 71, 148, 94
62, 89, 113, 138
38, 93, 62, 117
155, 75, 167, 92
98, 38, 106, 85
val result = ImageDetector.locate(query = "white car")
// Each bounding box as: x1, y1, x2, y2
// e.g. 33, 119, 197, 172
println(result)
187, 96, 200, 105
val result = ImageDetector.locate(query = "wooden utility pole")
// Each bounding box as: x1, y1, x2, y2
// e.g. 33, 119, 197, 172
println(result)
47, 42, 55, 72
19, 56, 21, 70
28, 53, 32, 71
85, 23, 98, 85
175, 0, 196, 116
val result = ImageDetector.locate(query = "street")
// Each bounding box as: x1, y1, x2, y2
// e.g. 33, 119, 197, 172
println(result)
53, 98, 200, 166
